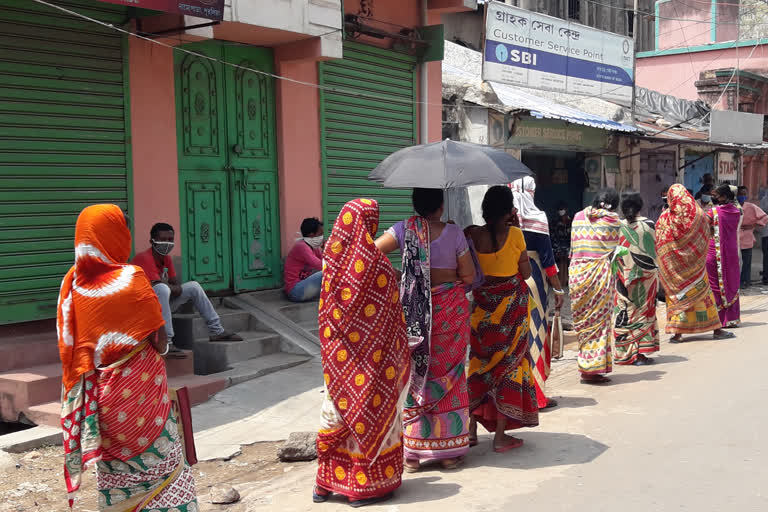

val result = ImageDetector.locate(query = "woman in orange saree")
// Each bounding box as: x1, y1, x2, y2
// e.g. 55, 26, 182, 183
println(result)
57, 204, 198, 511
314, 199, 411, 507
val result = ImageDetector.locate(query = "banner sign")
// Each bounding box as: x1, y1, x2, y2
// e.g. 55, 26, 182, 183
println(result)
97, 0, 224, 20
716, 152, 739, 183
482, 1, 634, 103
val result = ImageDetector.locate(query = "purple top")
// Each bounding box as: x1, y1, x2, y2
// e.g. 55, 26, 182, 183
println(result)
387, 221, 469, 269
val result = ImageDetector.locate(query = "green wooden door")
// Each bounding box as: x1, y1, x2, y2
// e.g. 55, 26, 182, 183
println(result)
0, 0, 131, 324
175, 42, 279, 293
319, 42, 418, 239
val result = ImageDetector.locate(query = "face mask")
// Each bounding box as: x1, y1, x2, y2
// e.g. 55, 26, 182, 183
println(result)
151, 239, 175, 256
701, 194, 712, 204
558, 209, 566, 216
304, 236, 324, 249
738, 195, 747, 205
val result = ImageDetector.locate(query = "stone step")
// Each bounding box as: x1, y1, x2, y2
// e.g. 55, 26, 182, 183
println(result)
25, 373, 228, 428
0, 334, 59, 373
0, 351, 194, 423
216, 353, 312, 387
172, 310, 267, 349
192, 331, 283, 375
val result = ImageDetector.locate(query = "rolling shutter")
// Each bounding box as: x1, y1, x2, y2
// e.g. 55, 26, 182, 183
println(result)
0, 0, 130, 323
319, 42, 418, 239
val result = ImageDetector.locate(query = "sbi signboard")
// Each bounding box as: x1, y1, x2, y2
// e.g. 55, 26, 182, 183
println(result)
482, 1, 634, 104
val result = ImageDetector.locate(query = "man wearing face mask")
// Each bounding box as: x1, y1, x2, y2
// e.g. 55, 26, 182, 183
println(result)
284, 217, 324, 302
132, 223, 242, 351
736, 186, 768, 288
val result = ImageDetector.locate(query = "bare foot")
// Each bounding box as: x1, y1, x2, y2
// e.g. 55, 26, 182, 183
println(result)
404, 459, 420, 473
468, 418, 478, 446
670, 334, 683, 343
493, 434, 524, 453
440, 457, 463, 469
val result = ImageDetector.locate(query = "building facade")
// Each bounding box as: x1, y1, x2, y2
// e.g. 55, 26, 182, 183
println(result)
0, 0, 468, 325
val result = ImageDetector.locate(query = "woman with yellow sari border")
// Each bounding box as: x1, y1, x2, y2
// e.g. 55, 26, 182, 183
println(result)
57, 204, 198, 511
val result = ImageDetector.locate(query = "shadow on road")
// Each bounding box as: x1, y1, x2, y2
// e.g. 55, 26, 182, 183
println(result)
548, 396, 598, 409
652, 354, 688, 364
396, 476, 462, 504
608, 370, 666, 385
461, 431, 609, 470
729, 321, 765, 328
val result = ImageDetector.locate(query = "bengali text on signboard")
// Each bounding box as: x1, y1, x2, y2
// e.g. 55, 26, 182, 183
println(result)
482, 1, 634, 103
96, 0, 224, 21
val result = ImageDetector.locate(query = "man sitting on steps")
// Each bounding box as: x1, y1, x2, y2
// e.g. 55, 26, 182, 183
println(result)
132, 222, 243, 353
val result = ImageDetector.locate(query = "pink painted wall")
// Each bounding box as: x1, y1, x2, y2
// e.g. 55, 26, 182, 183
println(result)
128, 38, 181, 253
636, 44, 768, 101
657, 0, 713, 50
274, 53, 323, 256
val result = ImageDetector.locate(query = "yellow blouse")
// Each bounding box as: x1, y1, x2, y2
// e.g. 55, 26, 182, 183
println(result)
476, 227, 527, 277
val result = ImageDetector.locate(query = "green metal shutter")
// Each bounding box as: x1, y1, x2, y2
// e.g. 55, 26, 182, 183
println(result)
319, 42, 418, 239
0, 0, 130, 324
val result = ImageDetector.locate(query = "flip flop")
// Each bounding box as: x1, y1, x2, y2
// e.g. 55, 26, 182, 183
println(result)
312, 487, 330, 503
541, 398, 559, 410
493, 438, 524, 453
403, 461, 420, 473
349, 493, 394, 508
669, 337, 686, 344
440, 457, 464, 470
713, 331, 737, 340
632, 357, 654, 366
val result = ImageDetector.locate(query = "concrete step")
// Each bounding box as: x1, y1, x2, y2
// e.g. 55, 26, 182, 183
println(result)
0, 334, 59, 373
278, 302, 319, 329
192, 331, 283, 375
25, 373, 228, 428
216, 353, 312, 387
0, 351, 194, 423
172, 309, 267, 350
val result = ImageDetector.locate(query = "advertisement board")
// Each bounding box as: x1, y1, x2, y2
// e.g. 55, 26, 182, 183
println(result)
96, 0, 224, 20
482, 1, 634, 103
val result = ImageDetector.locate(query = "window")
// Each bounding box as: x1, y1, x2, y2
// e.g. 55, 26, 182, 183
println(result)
627, 10, 635, 37
568, 0, 580, 20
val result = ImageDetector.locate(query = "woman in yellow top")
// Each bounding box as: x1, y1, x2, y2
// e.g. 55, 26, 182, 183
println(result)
465, 186, 539, 453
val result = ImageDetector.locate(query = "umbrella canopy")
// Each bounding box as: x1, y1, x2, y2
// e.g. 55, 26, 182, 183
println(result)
368, 139, 532, 189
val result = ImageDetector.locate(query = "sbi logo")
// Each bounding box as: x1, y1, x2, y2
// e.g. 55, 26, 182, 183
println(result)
495, 43, 538, 66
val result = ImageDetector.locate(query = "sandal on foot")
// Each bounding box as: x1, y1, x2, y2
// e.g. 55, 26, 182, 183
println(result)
540, 398, 558, 410
403, 460, 420, 473
669, 336, 685, 344
210, 331, 244, 342
580, 375, 611, 385
493, 438, 524, 453
313, 487, 330, 503
632, 357, 654, 366
713, 331, 736, 340
349, 493, 394, 508
440, 457, 464, 470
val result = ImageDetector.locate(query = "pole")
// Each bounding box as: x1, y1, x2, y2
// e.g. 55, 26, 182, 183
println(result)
630, 0, 639, 124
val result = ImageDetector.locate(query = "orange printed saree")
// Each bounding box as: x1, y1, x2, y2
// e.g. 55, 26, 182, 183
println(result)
57, 204, 197, 511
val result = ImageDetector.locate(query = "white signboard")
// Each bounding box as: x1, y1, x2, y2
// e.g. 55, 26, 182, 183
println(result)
717, 152, 738, 183
710, 110, 764, 144
482, 1, 634, 103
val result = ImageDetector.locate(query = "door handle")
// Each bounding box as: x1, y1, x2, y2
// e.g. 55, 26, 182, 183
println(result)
232, 144, 243, 155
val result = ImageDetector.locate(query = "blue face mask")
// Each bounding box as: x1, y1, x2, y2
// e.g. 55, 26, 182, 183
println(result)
737, 195, 747, 205
701, 194, 712, 204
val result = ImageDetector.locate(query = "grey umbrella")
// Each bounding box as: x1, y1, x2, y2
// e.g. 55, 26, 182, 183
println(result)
368, 139, 531, 188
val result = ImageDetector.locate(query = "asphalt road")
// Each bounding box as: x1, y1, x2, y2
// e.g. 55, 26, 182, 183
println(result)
210, 295, 768, 512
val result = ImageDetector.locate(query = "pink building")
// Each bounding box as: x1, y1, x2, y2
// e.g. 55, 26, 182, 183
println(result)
636, 0, 768, 198
1, 0, 472, 326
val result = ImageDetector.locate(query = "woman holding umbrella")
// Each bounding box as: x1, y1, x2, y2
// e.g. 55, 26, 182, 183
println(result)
465, 186, 539, 452
376, 188, 476, 472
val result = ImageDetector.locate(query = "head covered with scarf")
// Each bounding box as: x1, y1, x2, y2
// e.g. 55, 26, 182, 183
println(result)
510, 176, 549, 235
655, 184, 711, 305
57, 204, 164, 392
318, 199, 410, 461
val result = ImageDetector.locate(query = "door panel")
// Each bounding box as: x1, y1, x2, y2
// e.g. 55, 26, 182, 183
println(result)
176, 42, 279, 292
224, 46, 280, 291
181, 172, 231, 288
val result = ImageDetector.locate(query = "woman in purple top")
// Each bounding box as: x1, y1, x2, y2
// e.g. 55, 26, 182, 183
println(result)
376, 188, 475, 472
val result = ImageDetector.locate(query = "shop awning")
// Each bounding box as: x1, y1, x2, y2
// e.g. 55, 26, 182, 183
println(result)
96, 0, 224, 20
443, 41, 637, 133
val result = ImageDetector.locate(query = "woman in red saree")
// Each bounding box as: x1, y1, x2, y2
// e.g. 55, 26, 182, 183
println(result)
57, 204, 198, 511
376, 188, 475, 472
656, 185, 734, 342
314, 199, 410, 507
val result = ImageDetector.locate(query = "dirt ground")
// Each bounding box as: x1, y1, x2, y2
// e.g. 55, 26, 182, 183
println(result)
0, 441, 310, 512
